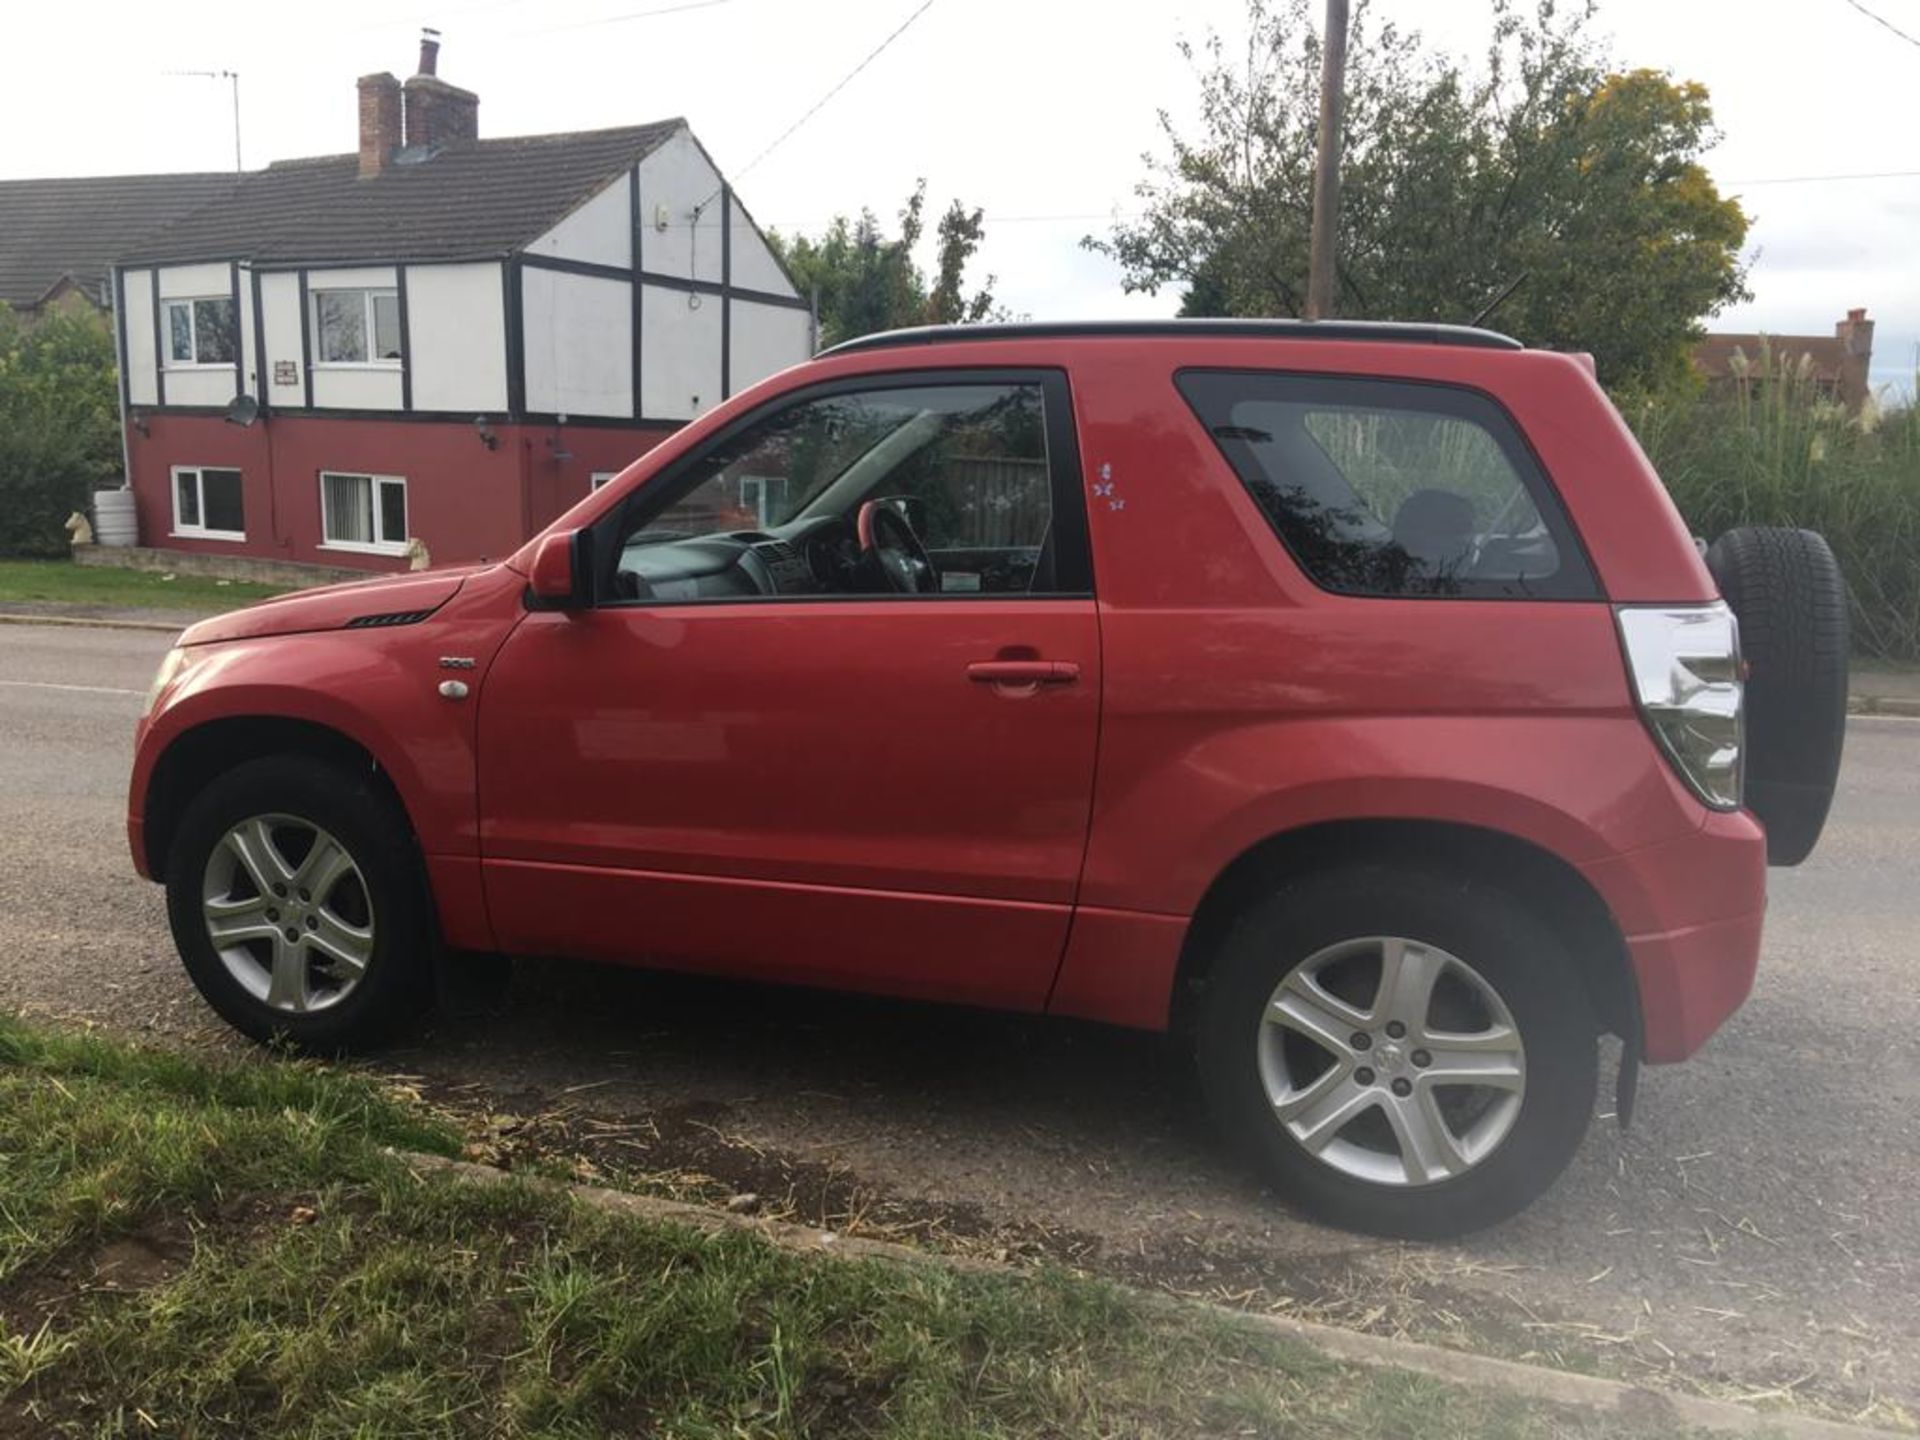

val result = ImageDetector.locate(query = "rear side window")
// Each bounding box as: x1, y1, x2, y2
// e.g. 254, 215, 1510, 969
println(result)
1177, 371, 1596, 599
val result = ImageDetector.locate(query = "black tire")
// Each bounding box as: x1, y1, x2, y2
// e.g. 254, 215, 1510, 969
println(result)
1196, 864, 1597, 1239
165, 754, 435, 1051
1705, 526, 1848, 866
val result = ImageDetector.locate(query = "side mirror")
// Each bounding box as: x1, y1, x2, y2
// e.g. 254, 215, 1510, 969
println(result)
528, 529, 586, 609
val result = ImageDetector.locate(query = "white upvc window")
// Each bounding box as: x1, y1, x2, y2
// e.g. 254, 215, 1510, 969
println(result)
320, 471, 409, 554
164, 297, 237, 367
311, 288, 402, 366
171, 465, 246, 540
590, 471, 618, 492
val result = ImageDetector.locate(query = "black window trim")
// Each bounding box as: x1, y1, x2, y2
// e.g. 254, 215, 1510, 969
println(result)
1175, 366, 1604, 603
588, 366, 1095, 608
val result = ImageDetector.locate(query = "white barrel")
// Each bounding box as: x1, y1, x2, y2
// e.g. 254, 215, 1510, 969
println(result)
92, 488, 138, 547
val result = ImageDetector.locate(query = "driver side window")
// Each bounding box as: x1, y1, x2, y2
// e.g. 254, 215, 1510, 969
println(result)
612, 381, 1059, 602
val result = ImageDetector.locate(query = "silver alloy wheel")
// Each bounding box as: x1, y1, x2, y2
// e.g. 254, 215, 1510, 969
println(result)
200, 814, 375, 1015
1258, 936, 1526, 1187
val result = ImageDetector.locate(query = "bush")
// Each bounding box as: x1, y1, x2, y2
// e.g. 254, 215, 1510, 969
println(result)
1626, 352, 1920, 660
0, 304, 122, 557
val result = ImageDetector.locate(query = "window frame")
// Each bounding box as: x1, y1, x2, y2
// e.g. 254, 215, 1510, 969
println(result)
1175, 368, 1601, 603
588, 368, 1094, 608
169, 464, 247, 541
309, 287, 403, 369
162, 296, 238, 369
589, 472, 619, 493
318, 470, 410, 555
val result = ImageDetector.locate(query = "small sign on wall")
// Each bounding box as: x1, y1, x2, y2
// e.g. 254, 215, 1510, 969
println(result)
273, 360, 299, 387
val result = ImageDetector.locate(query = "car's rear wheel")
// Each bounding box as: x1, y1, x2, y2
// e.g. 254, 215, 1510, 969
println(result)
165, 755, 434, 1050
1196, 863, 1597, 1238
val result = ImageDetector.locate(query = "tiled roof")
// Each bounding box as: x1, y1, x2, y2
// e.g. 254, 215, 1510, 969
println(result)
118, 121, 684, 268
0, 173, 238, 308
1695, 333, 1848, 381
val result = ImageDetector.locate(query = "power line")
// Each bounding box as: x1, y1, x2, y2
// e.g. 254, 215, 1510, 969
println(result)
1728, 167, 1920, 185
350, 0, 732, 39
1838, 0, 1920, 48
726, 0, 937, 188
345, 0, 550, 36
507, 0, 734, 40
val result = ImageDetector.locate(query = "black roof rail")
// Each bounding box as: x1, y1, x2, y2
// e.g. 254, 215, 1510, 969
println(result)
820, 318, 1525, 357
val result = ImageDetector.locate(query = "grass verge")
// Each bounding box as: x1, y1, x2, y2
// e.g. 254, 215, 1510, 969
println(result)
0, 1013, 1708, 1438
0, 559, 284, 612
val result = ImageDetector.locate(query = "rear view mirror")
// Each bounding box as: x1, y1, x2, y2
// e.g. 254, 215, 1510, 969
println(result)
528, 530, 587, 609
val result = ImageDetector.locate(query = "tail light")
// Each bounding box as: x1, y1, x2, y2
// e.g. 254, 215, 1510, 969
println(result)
1615, 603, 1743, 810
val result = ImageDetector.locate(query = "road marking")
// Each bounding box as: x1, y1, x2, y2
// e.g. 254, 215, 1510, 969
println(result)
0, 679, 143, 697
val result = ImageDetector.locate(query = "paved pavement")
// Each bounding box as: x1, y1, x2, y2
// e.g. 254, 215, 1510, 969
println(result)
2, 622, 1915, 1423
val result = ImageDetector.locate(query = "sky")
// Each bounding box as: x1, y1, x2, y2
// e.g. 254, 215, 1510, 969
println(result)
4, 0, 1915, 395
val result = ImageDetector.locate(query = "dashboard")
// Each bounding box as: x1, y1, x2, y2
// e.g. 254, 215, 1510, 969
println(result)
612, 515, 865, 602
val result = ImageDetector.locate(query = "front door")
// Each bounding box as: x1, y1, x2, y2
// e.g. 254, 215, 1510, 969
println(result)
477, 371, 1099, 1011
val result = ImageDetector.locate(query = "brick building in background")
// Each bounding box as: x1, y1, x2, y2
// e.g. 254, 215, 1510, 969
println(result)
107, 37, 811, 571
1694, 308, 1876, 413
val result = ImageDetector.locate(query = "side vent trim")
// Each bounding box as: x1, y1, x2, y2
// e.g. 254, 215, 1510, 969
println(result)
345, 608, 435, 629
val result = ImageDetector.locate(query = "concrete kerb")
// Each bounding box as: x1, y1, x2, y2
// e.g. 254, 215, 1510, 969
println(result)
0, 612, 184, 635
397, 1150, 1900, 1440
1849, 696, 1920, 718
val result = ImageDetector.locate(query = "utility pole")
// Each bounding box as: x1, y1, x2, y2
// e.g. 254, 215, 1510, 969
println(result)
1305, 0, 1348, 320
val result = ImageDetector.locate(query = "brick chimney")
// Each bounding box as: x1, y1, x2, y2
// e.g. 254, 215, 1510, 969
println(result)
403, 33, 479, 152
1836, 307, 1874, 412
357, 72, 403, 178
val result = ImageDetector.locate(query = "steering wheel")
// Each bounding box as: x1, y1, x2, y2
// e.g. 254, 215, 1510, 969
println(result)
856, 499, 938, 594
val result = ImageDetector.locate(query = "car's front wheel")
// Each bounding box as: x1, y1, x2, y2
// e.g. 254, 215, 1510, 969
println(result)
1197, 863, 1597, 1238
165, 755, 434, 1050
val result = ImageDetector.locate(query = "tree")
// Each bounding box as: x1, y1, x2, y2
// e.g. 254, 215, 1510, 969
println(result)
0, 304, 121, 556
771, 180, 1001, 349
1091, 0, 1750, 391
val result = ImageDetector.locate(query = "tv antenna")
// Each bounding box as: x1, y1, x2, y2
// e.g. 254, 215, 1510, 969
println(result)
165, 69, 243, 172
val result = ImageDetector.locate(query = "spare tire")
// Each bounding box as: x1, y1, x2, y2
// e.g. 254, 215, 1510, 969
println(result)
1705, 527, 1848, 865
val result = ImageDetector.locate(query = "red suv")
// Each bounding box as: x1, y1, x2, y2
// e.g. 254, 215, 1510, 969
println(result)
129, 322, 1848, 1237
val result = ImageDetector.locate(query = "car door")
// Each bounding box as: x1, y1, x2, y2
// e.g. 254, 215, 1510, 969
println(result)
476, 369, 1100, 1011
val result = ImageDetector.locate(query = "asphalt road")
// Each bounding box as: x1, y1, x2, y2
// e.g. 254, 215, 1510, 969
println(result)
2, 621, 1914, 1421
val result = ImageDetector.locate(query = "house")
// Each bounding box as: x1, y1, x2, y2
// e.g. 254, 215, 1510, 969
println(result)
0, 172, 236, 320
110, 38, 813, 571
1694, 308, 1875, 413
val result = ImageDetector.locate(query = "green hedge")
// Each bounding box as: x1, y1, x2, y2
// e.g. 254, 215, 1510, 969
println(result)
0, 304, 122, 558
1626, 355, 1920, 660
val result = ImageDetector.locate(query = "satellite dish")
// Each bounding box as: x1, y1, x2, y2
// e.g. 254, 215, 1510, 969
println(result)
224, 393, 260, 428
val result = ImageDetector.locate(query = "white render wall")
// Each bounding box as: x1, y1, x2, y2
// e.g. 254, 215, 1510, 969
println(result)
523, 268, 631, 418
408, 262, 508, 414
637, 130, 725, 284
238, 266, 259, 395
258, 271, 304, 406
154, 262, 231, 301
640, 284, 723, 420
123, 268, 158, 407
525, 173, 631, 269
